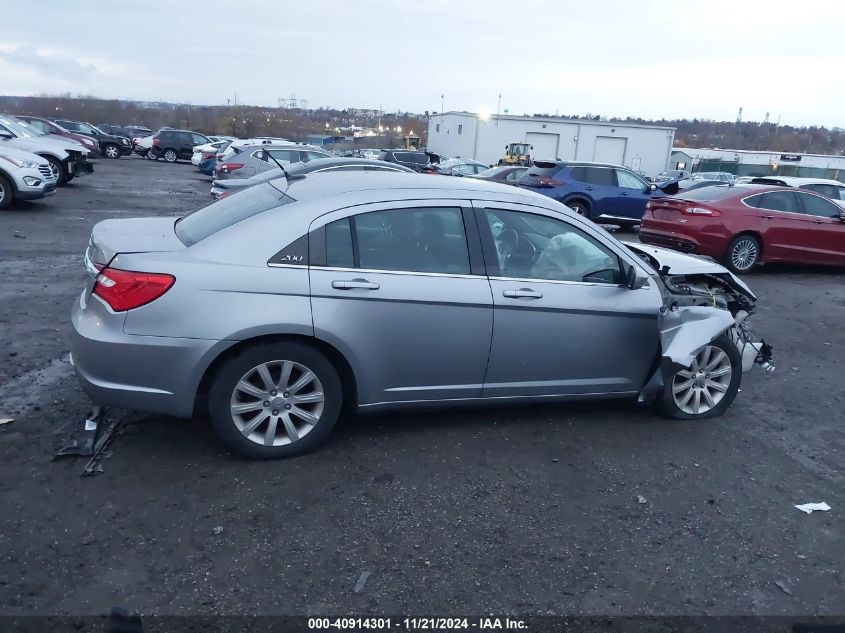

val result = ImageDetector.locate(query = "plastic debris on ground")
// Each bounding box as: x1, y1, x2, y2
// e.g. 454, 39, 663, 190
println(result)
353, 571, 371, 593
774, 580, 793, 595
54, 406, 123, 476
794, 502, 831, 514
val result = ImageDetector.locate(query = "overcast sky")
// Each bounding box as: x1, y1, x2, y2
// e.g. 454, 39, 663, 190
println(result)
1, 0, 842, 127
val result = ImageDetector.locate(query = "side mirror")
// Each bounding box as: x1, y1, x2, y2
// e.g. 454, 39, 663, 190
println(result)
625, 265, 649, 290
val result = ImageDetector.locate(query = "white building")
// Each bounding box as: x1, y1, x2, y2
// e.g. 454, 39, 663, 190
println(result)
427, 112, 676, 175
670, 148, 845, 181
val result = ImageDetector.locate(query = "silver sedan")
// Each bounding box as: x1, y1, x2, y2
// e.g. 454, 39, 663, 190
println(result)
70, 173, 772, 459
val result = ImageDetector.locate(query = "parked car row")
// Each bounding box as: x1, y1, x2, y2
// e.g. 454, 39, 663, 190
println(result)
0, 114, 95, 208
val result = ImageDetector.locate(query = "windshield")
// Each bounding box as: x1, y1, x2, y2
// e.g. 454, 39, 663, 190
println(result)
175, 183, 296, 246
0, 116, 36, 138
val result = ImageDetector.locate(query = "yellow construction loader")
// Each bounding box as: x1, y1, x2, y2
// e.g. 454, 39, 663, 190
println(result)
498, 142, 532, 166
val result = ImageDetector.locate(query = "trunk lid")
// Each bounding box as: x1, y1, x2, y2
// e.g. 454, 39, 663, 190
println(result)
86, 217, 185, 268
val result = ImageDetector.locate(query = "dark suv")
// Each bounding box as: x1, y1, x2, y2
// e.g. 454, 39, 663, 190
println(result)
378, 150, 439, 172
519, 161, 667, 224
54, 119, 132, 159
148, 129, 211, 163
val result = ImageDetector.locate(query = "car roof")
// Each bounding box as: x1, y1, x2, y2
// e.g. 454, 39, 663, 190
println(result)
534, 160, 624, 169
753, 176, 843, 186
274, 171, 558, 205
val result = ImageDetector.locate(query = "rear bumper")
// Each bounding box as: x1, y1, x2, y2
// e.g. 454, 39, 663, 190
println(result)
639, 228, 700, 253
70, 292, 228, 418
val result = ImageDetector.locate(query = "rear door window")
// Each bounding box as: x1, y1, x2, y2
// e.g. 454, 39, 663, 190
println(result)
191, 133, 208, 146
175, 183, 295, 246
582, 167, 616, 186
754, 191, 801, 213
324, 208, 470, 274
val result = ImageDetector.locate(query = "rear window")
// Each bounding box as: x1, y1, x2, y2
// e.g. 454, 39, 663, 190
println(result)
394, 151, 427, 164
677, 187, 743, 202
523, 162, 562, 178
175, 183, 295, 246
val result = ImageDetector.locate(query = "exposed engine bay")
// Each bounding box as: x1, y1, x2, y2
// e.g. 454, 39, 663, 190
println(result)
623, 242, 774, 404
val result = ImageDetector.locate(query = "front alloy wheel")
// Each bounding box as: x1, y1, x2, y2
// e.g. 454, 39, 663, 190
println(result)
103, 144, 120, 159
163, 149, 178, 163
671, 345, 732, 415
658, 334, 741, 420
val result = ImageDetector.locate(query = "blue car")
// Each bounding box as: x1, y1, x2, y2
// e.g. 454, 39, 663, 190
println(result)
519, 161, 668, 224
198, 155, 217, 176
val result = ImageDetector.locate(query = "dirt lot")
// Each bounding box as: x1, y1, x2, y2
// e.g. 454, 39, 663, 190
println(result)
0, 158, 843, 618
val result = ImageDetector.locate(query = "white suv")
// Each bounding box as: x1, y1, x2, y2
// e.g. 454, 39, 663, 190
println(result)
0, 146, 58, 209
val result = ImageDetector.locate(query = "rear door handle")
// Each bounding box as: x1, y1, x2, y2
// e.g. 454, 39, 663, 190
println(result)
331, 279, 380, 290
761, 215, 774, 219
503, 288, 543, 299
619, 192, 628, 197
584, 186, 594, 191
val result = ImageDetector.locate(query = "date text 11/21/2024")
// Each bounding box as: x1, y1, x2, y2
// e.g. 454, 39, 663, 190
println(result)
307, 617, 528, 630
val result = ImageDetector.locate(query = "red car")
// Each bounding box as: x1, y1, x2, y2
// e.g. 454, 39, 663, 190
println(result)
14, 115, 102, 158
640, 184, 845, 273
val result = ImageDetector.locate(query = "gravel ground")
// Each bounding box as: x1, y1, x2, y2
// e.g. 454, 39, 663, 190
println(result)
0, 158, 843, 618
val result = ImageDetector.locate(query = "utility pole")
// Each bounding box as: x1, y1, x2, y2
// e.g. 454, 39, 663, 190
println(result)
441, 93, 444, 117
496, 93, 501, 125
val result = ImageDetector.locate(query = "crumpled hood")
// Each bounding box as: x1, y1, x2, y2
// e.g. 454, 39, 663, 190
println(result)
623, 241, 725, 274
624, 240, 755, 297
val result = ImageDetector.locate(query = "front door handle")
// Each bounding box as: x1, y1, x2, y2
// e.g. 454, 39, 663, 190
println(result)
503, 288, 543, 299
331, 279, 380, 290
761, 215, 774, 219
584, 186, 594, 191
619, 192, 629, 197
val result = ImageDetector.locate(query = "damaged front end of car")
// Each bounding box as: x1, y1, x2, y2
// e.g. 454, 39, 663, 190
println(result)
626, 243, 774, 405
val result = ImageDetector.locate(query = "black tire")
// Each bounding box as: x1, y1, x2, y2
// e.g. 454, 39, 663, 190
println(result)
103, 143, 121, 159
724, 234, 760, 274
566, 199, 591, 218
208, 342, 342, 459
44, 155, 68, 185
658, 334, 742, 420
0, 173, 12, 209
145, 149, 158, 160
163, 148, 178, 163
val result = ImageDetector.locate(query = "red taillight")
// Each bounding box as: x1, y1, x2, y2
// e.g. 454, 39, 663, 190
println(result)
222, 163, 243, 173
93, 267, 175, 311
152, 137, 160, 145
201, 151, 215, 159
681, 205, 721, 217
535, 176, 564, 188
216, 154, 225, 161
218, 191, 233, 199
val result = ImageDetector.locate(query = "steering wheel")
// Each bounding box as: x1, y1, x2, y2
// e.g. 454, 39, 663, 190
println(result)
496, 228, 519, 262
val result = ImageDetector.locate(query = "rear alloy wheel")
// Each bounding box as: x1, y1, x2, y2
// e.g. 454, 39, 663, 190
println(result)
209, 342, 342, 459
725, 234, 760, 273
567, 200, 590, 218
0, 173, 12, 209
103, 143, 120, 159
659, 334, 741, 420
163, 149, 178, 163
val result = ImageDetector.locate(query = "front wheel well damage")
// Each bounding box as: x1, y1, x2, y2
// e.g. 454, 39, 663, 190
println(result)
192, 334, 358, 418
